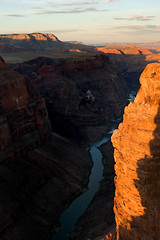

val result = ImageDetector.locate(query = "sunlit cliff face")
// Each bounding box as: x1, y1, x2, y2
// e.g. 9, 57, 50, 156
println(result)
0, 33, 60, 41
111, 62, 160, 240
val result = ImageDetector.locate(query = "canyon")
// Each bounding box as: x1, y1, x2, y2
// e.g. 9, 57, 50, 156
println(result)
0, 58, 92, 240
11, 54, 127, 139
97, 46, 160, 91
0, 53, 123, 240
1, 32, 160, 240
1, 33, 160, 96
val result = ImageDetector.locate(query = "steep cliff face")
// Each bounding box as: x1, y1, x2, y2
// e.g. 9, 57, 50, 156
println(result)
12, 54, 127, 136
97, 46, 160, 92
0, 56, 92, 240
0, 57, 51, 162
111, 62, 160, 239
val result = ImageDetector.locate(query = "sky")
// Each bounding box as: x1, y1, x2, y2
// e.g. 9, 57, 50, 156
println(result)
1, 0, 160, 44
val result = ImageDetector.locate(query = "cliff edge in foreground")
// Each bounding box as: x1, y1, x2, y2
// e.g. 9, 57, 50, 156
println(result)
111, 62, 160, 239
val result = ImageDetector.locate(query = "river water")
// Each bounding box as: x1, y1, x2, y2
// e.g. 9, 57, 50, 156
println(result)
52, 122, 117, 240
52, 90, 135, 240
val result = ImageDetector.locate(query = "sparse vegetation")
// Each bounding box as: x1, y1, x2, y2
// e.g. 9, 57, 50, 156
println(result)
151, 72, 156, 78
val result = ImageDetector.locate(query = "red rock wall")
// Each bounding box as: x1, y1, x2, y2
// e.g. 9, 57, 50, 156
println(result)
0, 57, 51, 162
111, 62, 160, 239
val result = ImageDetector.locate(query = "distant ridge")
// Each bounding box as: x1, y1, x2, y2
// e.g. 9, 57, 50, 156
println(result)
0, 32, 96, 52
97, 46, 153, 55
0, 32, 61, 42
95, 42, 160, 53
0, 33, 63, 51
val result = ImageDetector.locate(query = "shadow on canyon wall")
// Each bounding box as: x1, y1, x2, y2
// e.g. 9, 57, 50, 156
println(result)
118, 106, 160, 240
108, 54, 148, 92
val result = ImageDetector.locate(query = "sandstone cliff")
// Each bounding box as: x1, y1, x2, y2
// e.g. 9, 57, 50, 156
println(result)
11, 54, 127, 137
0, 56, 51, 161
111, 62, 160, 239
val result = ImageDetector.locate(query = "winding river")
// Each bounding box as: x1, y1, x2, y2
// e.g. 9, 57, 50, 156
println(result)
52, 122, 117, 240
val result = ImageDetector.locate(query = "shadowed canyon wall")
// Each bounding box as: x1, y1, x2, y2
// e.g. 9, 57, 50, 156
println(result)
0, 57, 92, 240
0, 57, 51, 162
11, 54, 127, 138
111, 62, 160, 240
97, 46, 160, 92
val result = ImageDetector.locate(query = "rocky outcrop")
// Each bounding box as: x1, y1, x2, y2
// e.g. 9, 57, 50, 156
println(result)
0, 57, 51, 162
111, 62, 160, 239
12, 54, 127, 136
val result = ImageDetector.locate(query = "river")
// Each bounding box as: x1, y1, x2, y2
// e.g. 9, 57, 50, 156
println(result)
52, 122, 117, 240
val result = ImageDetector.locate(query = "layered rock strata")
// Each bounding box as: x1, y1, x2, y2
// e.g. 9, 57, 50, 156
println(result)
111, 62, 160, 239
12, 54, 127, 135
0, 57, 51, 162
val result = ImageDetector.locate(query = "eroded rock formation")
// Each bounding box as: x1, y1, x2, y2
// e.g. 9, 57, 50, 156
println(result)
0, 56, 51, 162
12, 54, 127, 137
111, 62, 160, 239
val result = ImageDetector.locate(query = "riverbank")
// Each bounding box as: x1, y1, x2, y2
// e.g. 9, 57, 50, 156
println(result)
69, 139, 115, 240
0, 133, 92, 240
